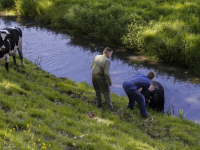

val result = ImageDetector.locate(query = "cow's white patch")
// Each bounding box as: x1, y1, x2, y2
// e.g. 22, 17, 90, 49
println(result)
5, 53, 9, 62
18, 36, 22, 49
10, 27, 20, 32
0, 53, 9, 63
0, 30, 10, 34
0, 45, 5, 51
9, 27, 16, 29
0, 33, 7, 41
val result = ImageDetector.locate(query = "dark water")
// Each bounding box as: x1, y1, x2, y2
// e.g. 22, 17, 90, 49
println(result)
0, 15, 200, 124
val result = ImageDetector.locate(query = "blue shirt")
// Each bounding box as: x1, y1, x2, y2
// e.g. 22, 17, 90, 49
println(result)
123, 74, 151, 95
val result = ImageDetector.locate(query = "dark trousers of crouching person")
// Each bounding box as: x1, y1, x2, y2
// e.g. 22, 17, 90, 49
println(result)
92, 74, 113, 110
123, 88, 147, 116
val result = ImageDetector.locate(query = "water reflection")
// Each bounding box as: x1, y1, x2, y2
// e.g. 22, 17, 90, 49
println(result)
68, 34, 200, 84
0, 15, 200, 124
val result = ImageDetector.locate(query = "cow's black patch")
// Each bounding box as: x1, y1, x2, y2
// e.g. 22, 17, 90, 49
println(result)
145, 80, 165, 112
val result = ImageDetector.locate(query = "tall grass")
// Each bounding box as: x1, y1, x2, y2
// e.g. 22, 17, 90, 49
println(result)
1, 0, 200, 75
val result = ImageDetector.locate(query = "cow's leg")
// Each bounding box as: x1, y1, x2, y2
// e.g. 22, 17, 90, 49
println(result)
5, 62, 9, 73
12, 55, 18, 67
18, 37, 24, 68
5, 54, 9, 73
18, 48, 24, 68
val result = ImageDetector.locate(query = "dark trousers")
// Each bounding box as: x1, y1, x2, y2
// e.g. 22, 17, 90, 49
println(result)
124, 89, 147, 116
92, 74, 113, 109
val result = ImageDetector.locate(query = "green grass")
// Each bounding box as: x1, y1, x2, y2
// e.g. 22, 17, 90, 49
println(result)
1, 0, 200, 75
0, 56, 199, 149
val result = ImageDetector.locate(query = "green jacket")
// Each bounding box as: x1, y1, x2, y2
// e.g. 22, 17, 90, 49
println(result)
91, 54, 112, 85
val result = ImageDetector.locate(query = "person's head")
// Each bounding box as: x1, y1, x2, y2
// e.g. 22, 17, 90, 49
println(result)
147, 71, 155, 81
103, 47, 113, 59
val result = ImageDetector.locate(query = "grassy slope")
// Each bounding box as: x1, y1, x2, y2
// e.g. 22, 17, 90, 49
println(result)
0, 57, 199, 150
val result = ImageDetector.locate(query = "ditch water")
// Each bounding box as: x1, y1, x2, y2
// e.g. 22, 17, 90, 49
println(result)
0, 15, 200, 124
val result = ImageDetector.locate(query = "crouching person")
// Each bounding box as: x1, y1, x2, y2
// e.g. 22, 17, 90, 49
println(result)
145, 80, 165, 113
91, 47, 114, 111
123, 71, 155, 118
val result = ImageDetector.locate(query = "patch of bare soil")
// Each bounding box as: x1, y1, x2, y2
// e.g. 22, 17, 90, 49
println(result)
87, 111, 96, 118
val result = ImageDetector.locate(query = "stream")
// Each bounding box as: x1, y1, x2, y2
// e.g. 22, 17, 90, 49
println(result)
0, 15, 200, 124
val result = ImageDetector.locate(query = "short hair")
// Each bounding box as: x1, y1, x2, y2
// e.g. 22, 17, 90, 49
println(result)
147, 71, 155, 79
103, 47, 113, 53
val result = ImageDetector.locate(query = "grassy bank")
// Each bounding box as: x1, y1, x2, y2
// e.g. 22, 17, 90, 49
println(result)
1, 0, 200, 76
0, 57, 199, 149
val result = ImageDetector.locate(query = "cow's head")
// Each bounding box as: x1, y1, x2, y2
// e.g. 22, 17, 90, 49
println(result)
0, 30, 11, 52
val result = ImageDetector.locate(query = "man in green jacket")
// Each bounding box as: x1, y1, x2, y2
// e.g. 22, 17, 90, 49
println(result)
91, 47, 114, 111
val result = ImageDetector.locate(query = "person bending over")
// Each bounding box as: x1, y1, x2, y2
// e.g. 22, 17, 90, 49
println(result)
123, 71, 155, 118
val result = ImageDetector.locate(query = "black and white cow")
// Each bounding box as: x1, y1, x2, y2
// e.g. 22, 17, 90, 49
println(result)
145, 80, 165, 112
0, 27, 24, 73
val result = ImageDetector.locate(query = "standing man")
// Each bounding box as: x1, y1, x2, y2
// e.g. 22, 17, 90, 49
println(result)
123, 71, 155, 118
91, 47, 114, 111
